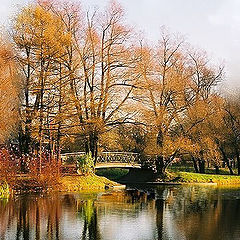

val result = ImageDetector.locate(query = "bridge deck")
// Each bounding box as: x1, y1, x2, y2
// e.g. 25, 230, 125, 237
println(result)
95, 163, 141, 169
62, 163, 141, 170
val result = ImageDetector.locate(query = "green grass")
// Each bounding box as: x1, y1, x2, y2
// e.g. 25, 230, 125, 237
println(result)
0, 181, 10, 199
171, 171, 240, 185
169, 166, 233, 175
95, 166, 240, 185
58, 174, 121, 191
96, 168, 129, 181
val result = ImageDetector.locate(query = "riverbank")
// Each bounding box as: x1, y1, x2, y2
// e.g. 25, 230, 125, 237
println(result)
2, 169, 240, 197
173, 171, 240, 185
97, 168, 240, 185
0, 174, 122, 196
57, 174, 122, 191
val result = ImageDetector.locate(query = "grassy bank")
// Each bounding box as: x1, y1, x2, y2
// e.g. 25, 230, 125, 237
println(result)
94, 167, 240, 185
169, 166, 231, 175
58, 174, 121, 191
2, 174, 121, 194
170, 171, 240, 185
3, 170, 240, 194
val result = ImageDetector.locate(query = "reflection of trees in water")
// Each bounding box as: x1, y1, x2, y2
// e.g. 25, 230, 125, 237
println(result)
16, 197, 30, 240
77, 199, 101, 240
164, 186, 218, 220
155, 186, 240, 240
2, 187, 240, 240
0, 199, 13, 238
0, 194, 62, 240
0, 191, 156, 240
95, 189, 154, 219
156, 198, 164, 240
76, 190, 156, 240
168, 187, 220, 240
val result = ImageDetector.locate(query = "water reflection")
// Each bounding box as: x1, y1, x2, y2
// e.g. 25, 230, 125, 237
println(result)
77, 199, 101, 240
1, 185, 240, 239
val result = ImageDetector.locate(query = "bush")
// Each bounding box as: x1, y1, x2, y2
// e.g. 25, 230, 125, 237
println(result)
65, 156, 75, 164
0, 181, 10, 199
41, 160, 61, 186
0, 149, 18, 185
76, 153, 94, 175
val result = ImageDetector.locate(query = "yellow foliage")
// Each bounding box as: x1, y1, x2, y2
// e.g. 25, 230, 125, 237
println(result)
0, 38, 19, 143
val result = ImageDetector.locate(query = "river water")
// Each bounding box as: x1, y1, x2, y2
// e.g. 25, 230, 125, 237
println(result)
1, 184, 240, 240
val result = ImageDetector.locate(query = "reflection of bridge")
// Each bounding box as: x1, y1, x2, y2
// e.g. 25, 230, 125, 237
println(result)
61, 152, 141, 169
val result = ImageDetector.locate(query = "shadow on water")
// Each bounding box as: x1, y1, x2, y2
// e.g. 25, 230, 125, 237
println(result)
1, 185, 240, 239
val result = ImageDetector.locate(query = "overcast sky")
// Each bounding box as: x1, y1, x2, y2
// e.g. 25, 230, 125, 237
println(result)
1, 0, 240, 88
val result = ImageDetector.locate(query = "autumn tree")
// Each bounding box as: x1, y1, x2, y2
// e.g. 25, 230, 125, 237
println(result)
99, 124, 146, 153
136, 31, 223, 175
11, 0, 139, 170
12, 2, 73, 172
52, 0, 139, 162
182, 93, 224, 173
222, 96, 240, 175
11, 0, 227, 176
0, 36, 19, 144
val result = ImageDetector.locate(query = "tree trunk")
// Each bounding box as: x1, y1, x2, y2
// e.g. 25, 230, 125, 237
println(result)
18, 119, 31, 157
156, 155, 165, 176
191, 156, 199, 173
85, 132, 99, 166
18, 127, 26, 172
24, 117, 32, 154
215, 165, 220, 174
38, 67, 44, 175
23, 49, 32, 156
220, 146, 233, 175
198, 159, 205, 173
235, 147, 240, 175
56, 63, 63, 174
225, 160, 233, 175
155, 128, 165, 176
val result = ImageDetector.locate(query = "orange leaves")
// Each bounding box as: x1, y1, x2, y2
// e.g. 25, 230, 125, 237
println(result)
9, 0, 226, 170
135, 30, 224, 168
0, 38, 19, 144
14, 4, 70, 57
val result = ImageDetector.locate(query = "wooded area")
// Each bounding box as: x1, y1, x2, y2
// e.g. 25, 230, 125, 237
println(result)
1, 0, 240, 176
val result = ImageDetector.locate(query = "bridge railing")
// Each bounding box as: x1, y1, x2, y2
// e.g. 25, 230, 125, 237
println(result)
61, 152, 141, 165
